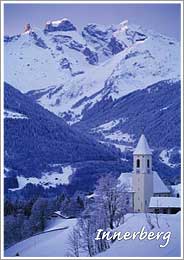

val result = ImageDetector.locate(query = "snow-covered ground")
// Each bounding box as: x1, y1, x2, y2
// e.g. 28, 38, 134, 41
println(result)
4, 109, 28, 119
4, 212, 181, 257
98, 212, 181, 257
92, 120, 135, 153
159, 149, 180, 168
91, 119, 123, 132
45, 216, 71, 232
113, 143, 133, 153
10, 165, 75, 191
104, 131, 135, 143
4, 218, 77, 257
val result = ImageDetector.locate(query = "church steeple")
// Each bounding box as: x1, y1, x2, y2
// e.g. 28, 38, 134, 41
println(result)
133, 134, 152, 155
133, 134, 153, 174
132, 134, 154, 212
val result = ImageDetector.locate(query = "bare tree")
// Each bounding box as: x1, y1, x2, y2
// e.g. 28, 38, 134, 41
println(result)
67, 227, 80, 257
79, 216, 98, 256
67, 175, 128, 256
155, 199, 160, 228
145, 212, 155, 230
94, 174, 129, 229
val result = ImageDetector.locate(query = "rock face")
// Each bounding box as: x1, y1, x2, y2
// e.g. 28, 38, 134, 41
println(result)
24, 23, 31, 33
44, 18, 77, 33
107, 36, 126, 54
3, 18, 181, 190
5, 19, 180, 116
83, 47, 98, 65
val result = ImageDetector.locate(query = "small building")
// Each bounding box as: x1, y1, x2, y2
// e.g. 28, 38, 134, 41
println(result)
149, 197, 181, 214
49, 211, 69, 219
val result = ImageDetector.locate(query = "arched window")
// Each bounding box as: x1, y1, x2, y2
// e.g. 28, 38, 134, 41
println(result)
137, 159, 140, 168
147, 159, 150, 168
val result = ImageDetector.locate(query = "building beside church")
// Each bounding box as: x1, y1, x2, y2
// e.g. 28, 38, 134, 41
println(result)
119, 134, 180, 214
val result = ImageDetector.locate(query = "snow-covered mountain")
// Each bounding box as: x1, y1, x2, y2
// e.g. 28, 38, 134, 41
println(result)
5, 19, 180, 125
4, 19, 181, 186
4, 83, 120, 193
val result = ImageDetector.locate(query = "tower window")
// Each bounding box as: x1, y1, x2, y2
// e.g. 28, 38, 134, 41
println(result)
147, 159, 150, 168
136, 159, 140, 168
126, 197, 129, 205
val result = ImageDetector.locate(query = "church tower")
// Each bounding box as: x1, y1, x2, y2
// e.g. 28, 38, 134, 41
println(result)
132, 134, 153, 212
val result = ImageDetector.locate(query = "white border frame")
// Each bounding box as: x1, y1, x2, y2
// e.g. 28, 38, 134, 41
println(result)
1, 1, 183, 259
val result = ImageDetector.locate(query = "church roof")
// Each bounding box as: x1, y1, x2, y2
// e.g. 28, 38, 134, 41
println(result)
153, 171, 170, 193
118, 171, 170, 194
133, 134, 152, 155
149, 197, 180, 208
118, 172, 133, 192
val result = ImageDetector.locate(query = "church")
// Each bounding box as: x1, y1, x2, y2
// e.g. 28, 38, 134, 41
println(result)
119, 134, 181, 214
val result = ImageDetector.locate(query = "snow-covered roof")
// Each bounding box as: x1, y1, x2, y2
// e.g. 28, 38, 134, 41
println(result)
149, 197, 181, 208
86, 193, 96, 199
153, 172, 170, 193
133, 134, 152, 155
52, 211, 69, 219
52, 211, 62, 217
118, 173, 133, 192
118, 171, 170, 194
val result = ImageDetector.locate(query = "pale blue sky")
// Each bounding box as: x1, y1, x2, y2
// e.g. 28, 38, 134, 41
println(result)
4, 3, 181, 40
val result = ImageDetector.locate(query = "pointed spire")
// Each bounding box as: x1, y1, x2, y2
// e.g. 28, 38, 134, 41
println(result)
133, 134, 152, 155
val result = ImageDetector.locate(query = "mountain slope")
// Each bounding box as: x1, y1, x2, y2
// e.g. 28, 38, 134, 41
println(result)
4, 19, 181, 188
4, 19, 98, 92
73, 80, 181, 183
5, 20, 180, 125
4, 82, 120, 190
75, 80, 180, 147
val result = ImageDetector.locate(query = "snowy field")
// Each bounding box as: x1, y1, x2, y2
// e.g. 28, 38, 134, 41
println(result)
10, 165, 75, 191
104, 131, 135, 143
98, 212, 181, 257
5, 218, 77, 257
4, 212, 181, 257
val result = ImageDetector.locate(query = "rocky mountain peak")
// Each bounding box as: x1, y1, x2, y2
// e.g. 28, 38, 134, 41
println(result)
24, 23, 31, 33
44, 18, 77, 33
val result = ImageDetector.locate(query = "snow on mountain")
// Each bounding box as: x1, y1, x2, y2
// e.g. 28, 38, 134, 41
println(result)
91, 119, 122, 132
5, 20, 180, 124
102, 131, 135, 142
10, 165, 75, 191
4, 82, 120, 193
4, 19, 97, 92
4, 109, 28, 119
159, 149, 181, 168
4, 213, 181, 257
33, 37, 179, 125
4, 20, 180, 182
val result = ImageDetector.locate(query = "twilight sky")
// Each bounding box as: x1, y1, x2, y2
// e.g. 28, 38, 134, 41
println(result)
4, 3, 181, 41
